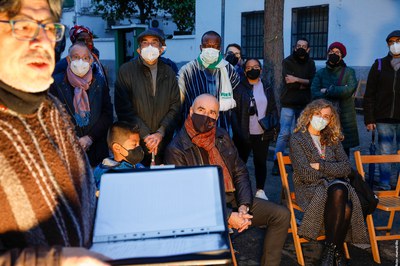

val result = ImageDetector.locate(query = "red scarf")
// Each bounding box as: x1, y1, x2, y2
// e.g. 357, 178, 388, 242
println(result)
184, 115, 235, 192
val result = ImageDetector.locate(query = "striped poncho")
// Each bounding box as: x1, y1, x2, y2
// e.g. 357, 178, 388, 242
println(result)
0, 95, 96, 249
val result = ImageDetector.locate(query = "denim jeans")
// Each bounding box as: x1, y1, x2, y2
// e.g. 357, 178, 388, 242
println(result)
273, 107, 302, 160
376, 123, 400, 184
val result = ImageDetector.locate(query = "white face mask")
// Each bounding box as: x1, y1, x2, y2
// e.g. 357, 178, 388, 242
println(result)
70, 59, 90, 77
141, 45, 160, 63
200, 48, 220, 64
390, 42, 400, 55
310, 115, 329, 131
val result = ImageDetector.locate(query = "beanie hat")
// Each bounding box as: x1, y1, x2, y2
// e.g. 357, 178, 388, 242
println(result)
69, 25, 93, 43
386, 30, 400, 43
328, 42, 347, 58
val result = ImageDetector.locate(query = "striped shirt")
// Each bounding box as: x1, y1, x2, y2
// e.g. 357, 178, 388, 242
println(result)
178, 59, 240, 130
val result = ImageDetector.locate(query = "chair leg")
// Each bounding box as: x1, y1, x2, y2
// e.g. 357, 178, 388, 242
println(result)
385, 211, 395, 236
293, 232, 305, 266
343, 242, 350, 259
367, 214, 381, 264
228, 234, 238, 266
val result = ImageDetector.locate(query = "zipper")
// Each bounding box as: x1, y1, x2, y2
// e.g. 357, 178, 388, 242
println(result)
390, 71, 397, 117
193, 146, 204, 165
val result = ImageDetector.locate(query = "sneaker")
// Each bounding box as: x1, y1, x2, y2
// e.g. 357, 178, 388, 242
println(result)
255, 189, 268, 200
272, 160, 280, 176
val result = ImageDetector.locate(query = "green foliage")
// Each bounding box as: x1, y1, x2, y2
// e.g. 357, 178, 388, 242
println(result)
159, 0, 195, 32
93, 0, 157, 24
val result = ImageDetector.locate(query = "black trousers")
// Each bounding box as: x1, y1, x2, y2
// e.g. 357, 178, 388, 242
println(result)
234, 134, 270, 190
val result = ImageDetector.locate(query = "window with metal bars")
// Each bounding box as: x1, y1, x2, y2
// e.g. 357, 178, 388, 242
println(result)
241, 11, 264, 59
291, 5, 329, 60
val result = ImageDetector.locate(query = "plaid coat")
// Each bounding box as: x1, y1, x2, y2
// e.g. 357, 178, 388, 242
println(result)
289, 130, 368, 243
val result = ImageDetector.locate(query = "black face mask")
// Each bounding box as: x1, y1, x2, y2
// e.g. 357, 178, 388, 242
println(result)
328, 53, 341, 66
225, 52, 239, 66
121, 145, 144, 165
246, 68, 261, 80
191, 113, 216, 133
295, 48, 307, 58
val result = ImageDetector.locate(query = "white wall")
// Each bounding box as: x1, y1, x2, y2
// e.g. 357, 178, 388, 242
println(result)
285, 0, 400, 67
166, 36, 198, 63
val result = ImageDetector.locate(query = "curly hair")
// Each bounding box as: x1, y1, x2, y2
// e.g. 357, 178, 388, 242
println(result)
0, 0, 62, 21
294, 99, 344, 146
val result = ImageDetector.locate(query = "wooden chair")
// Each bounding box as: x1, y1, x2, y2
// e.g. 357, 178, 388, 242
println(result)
277, 152, 349, 265
354, 150, 400, 264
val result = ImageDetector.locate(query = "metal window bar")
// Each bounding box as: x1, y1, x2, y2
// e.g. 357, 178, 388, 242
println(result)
241, 11, 264, 59
291, 5, 329, 60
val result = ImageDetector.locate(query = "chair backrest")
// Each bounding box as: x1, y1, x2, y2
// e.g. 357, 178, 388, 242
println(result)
277, 152, 294, 209
354, 150, 400, 196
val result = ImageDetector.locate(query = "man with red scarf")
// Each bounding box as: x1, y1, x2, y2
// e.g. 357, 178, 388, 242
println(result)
165, 94, 290, 266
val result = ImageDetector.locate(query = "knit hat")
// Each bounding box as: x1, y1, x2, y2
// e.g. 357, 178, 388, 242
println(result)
137, 28, 165, 44
328, 42, 347, 58
386, 30, 400, 43
69, 25, 93, 43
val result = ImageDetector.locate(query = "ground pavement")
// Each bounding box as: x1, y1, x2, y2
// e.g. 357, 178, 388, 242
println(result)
231, 113, 399, 265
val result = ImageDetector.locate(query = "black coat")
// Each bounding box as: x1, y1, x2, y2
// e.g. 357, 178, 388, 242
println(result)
50, 71, 113, 167
231, 79, 278, 143
364, 53, 400, 124
165, 127, 253, 219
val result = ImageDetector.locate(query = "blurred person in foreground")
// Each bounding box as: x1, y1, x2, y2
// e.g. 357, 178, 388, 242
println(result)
0, 0, 107, 265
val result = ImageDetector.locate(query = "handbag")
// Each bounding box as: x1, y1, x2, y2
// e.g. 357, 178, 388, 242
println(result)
348, 169, 379, 217
258, 113, 279, 131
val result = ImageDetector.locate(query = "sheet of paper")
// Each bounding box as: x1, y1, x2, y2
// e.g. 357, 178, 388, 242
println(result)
90, 233, 229, 260
93, 167, 226, 242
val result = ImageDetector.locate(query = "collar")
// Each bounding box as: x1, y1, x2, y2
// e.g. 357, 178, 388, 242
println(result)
0, 79, 47, 114
180, 127, 225, 150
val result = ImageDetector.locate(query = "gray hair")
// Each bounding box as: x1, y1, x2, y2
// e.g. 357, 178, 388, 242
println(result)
0, 0, 63, 21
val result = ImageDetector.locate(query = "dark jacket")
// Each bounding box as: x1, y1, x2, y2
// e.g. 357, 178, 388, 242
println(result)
165, 127, 253, 218
364, 53, 400, 124
311, 64, 359, 149
231, 79, 278, 143
50, 71, 113, 167
115, 57, 180, 140
280, 54, 316, 109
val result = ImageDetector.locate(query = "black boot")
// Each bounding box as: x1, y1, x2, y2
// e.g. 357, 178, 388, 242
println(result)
272, 160, 280, 176
334, 246, 349, 266
320, 242, 336, 266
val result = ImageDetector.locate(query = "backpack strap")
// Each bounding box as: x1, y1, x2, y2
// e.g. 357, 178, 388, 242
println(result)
337, 67, 346, 86
377, 58, 382, 72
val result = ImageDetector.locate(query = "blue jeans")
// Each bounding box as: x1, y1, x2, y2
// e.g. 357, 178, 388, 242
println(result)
376, 123, 400, 184
274, 107, 302, 160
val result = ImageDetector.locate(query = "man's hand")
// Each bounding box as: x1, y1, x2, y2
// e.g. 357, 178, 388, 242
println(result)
228, 212, 253, 233
61, 247, 110, 266
285, 74, 298, 84
79, 136, 93, 151
310, 163, 320, 170
366, 123, 376, 131
144, 132, 163, 154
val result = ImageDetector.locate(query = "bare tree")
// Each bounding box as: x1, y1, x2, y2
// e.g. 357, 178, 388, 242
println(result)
264, 0, 284, 107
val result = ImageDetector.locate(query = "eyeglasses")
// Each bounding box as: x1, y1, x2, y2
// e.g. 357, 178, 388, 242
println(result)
141, 40, 161, 48
0, 19, 65, 42
388, 38, 400, 45
70, 54, 91, 62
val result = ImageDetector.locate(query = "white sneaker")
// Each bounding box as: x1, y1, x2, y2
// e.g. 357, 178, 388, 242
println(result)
255, 189, 268, 200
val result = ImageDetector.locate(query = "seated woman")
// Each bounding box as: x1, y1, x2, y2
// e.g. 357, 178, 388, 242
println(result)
289, 99, 367, 265
50, 42, 113, 167
231, 58, 278, 200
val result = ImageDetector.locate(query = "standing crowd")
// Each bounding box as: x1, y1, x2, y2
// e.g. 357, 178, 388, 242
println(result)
0, 0, 399, 265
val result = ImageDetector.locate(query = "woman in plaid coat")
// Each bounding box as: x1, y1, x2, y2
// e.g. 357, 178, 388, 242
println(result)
289, 99, 367, 265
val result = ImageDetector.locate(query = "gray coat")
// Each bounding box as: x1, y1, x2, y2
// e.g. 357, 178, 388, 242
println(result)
289, 130, 367, 243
